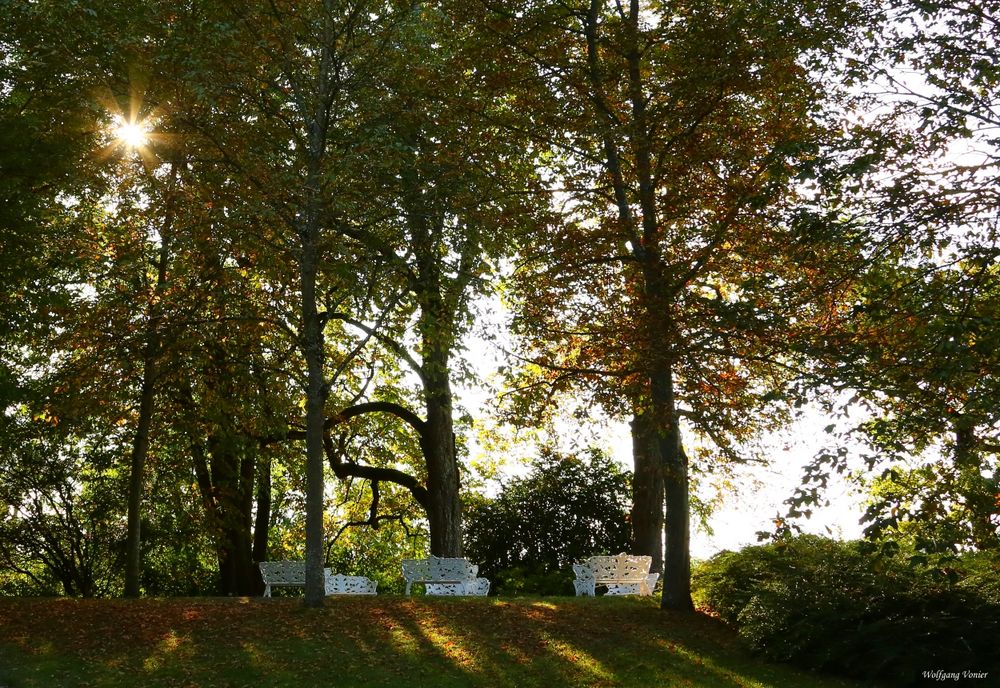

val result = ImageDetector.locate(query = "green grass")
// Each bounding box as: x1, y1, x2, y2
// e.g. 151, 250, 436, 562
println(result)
0, 596, 874, 688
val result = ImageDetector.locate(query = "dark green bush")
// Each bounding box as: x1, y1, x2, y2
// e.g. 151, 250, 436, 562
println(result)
464, 447, 632, 596
693, 536, 1000, 685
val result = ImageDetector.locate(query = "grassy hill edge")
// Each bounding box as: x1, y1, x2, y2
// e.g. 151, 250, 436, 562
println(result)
0, 596, 875, 688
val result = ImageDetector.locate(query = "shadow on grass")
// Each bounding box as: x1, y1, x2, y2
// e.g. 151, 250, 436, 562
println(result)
0, 596, 868, 688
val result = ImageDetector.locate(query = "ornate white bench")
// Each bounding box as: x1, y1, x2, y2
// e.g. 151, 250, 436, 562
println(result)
259, 561, 377, 597
324, 572, 378, 595
401, 556, 490, 596
260, 561, 314, 597
572, 554, 657, 596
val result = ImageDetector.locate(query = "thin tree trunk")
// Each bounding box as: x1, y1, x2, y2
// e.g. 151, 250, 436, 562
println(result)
123, 371, 155, 597
252, 454, 272, 565
298, 169, 327, 607
123, 224, 172, 598
300, 240, 327, 606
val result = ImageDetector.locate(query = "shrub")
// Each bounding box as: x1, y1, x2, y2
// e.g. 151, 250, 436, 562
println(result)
464, 447, 632, 595
693, 536, 1000, 685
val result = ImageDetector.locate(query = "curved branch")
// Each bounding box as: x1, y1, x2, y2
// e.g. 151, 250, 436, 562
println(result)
323, 433, 429, 510
276, 432, 430, 511
260, 401, 431, 511
332, 401, 427, 435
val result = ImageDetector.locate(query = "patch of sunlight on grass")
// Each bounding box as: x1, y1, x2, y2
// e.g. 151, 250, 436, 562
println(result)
542, 634, 616, 684
412, 615, 482, 672
142, 630, 190, 672
498, 639, 534, 666
529, 601, 558, 610
388, 623, 422, 655
241, 641, 276, 671
428, 629, 480, 671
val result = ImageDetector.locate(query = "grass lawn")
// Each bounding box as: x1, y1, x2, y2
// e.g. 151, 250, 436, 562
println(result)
0, 596, 873, 688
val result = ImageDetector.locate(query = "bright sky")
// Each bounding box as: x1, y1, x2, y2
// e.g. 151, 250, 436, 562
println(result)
553, 412, 866, 560
457, 300, 868, 561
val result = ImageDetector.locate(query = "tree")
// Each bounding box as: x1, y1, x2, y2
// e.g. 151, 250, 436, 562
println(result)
3, 0, 159, 597
167, 0, 490, 604
491, 0, 861, 610
787, 258, 1000, 554
321, 1, 547, 557
3, 0, 313, 598
166, 1, 548, 572
0, 413, 125, 597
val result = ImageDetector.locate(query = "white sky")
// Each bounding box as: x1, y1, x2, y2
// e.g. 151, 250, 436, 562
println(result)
456, 303, 868, 560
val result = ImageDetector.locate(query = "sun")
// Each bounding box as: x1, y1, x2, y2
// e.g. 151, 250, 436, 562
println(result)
113, 116, 151, 149
97, 88, 168, 169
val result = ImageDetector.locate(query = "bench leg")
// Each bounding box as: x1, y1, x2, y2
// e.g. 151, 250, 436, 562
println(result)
574, 579, 595, 596
263, 584, 271, 598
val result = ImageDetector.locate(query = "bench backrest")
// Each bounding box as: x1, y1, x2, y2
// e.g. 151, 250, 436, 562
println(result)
402, 556, 477, 582
585, 554, 651, 581
259, 561, 306, 584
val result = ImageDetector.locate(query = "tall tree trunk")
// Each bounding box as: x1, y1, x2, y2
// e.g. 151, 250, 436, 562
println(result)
421, 341, 463, 557
625, 0, 694, 611
252, 454, 272, 562
298, 142, 327, 606
650, 359, 693, 611
213, 442, 256, 596
631, 411, 664, 572
402, 130, 464, 557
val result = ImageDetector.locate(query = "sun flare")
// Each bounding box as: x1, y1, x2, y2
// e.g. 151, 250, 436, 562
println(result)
113, 116, 150, 149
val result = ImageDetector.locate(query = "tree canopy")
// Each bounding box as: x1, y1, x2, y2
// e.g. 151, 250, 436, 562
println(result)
1, 0, 997, 604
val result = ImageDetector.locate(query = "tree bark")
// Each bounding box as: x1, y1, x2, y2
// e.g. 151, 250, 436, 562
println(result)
421, 341, 463, 557
191, 435, 258, 596
214, 443, 256, 596
252, 454, 272, 564
299, 200, 327, 607
630, 411, 664, 572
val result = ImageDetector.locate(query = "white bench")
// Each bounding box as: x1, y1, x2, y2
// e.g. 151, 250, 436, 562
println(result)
572, 554, 658, 596
401, 556, 490, 596
325, 572, 377, 595
259, 561, 376, 596
260, 561, 313, 597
